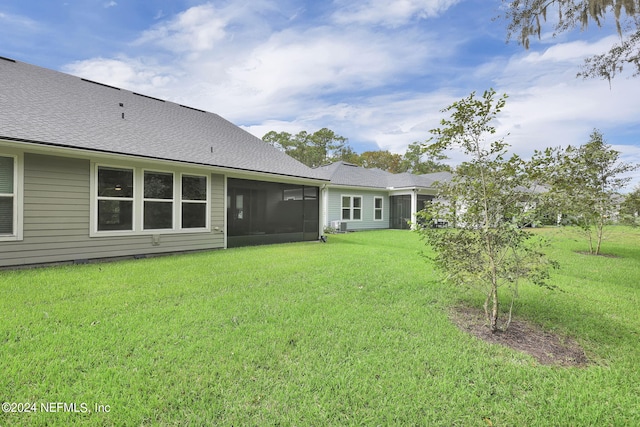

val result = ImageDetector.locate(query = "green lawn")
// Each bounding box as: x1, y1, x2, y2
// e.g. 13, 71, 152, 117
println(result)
1, 228, 639, 426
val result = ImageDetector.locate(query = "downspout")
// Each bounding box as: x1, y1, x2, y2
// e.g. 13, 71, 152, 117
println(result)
223, 174, 228, 249
320, 184, 328, 238
410, 189, 418, 230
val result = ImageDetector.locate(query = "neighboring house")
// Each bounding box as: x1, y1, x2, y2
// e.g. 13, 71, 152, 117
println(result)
316, 162, 451, 231
0, 58, 327, 267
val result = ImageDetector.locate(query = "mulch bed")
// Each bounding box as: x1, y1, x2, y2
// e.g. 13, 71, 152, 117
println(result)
450, 306, 590, 367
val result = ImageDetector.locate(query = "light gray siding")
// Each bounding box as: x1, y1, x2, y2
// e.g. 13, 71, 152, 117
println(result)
0, 153, 225, 267
326, 188, 389, 231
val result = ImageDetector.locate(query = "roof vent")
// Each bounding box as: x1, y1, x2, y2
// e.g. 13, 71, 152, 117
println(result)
0, 56, 16, 63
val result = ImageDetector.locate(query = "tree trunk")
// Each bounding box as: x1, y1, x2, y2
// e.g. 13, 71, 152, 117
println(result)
483, 291, 491, 329
596, 221, 604, 255
484, 272, 500, 333
490, 284, 499, 333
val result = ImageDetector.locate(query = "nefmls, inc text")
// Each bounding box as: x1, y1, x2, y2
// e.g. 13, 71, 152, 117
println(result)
39, 402, 110, 413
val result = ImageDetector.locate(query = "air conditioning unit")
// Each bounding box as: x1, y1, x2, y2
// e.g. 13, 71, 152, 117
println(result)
330, 221, 347, 232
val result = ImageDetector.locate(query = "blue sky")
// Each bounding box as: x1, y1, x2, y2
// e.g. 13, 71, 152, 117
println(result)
2, 0, 639, 186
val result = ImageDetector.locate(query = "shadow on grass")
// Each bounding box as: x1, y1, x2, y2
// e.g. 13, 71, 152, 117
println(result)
592, 246, 640, 262
453, 284, 639, 366
516, 294, 640, 364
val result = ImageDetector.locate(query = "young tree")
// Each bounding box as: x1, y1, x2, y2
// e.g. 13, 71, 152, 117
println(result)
416, 89, 556, 333
536, 130, 639, 253
620, 185, 640, 226
501, 0, 640, 81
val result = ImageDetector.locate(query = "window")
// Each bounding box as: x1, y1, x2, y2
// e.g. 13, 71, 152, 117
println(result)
0, 156, 16, 236
341, 195, 362, 221
283, 188, 303, 200
374, 197, 383, 221
143, 171, 174, 230
181, 175, 207, 228
97, 167, 134, 231
93, 164, 209, 235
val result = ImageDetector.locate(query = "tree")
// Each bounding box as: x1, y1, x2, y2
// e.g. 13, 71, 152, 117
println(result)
502, 0, 640, 81
358, 150, 403, 172
335, 145, 361, 165
416, 89, 556, 333
262, 128, 350, 168
400, 141, 452, 174
534, 129, 638, 254
620, 185, 640, 225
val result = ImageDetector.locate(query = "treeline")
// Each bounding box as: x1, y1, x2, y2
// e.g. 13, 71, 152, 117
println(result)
262, 128, 450, 174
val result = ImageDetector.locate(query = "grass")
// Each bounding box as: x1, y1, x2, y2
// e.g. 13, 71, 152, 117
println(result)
1, 228, 639, 426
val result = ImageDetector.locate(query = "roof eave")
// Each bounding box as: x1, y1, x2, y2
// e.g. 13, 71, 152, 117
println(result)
0, 137, 329, 183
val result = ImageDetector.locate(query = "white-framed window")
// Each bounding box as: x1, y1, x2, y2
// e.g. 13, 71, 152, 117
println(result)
374, 197, 383, 221
97, 166, 134, 232
143, 170, 174, 230
92, 163, 209, 236
181, 174, 208, 229
341, 195, 362, 221
0, 153, 22, 241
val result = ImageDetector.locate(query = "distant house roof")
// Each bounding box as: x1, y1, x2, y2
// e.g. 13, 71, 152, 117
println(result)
0, 57, 325, 180
316, 161, 451, 190
316, 162, 393, 188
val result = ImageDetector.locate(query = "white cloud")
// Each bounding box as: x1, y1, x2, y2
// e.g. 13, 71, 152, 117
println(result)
243, 90, 459, 156
245, 35, 640, 175
134, 3, 232, 54
56, 3, 640, 187
521, 35, 621, 65
61, 3, 443, 125
226, 27, 434, 101
490, 37, 640, 155
332, 0, 462, 27
104, 1, 117, 8
63, 57, 176, 93
0, 10, 39, 30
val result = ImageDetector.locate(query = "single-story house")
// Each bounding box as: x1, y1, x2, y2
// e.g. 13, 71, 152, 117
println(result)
0, 58, 449, 268
0, 57, 328, 267
316, 161, 451, 231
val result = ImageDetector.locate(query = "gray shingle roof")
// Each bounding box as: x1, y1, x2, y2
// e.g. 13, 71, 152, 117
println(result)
316, 162, 394, 188
0, 58, 325, 180
316, 161, 451, 189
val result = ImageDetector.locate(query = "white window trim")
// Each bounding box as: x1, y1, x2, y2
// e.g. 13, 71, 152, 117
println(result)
0, 152, 23, 242
95, 165, 136, 233
90, 162, 210, 237
179, 173, 210, 231
341, 195, 363, 221
142, 168, 176, 231
373, 196, 384, 221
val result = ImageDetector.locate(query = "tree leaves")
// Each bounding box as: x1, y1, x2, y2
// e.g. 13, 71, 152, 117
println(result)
262, 128, 349, 168
532, 129, 638, 253
416, 89, 554, 333
263, 129, 451, 173
502, 0, 640, 80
